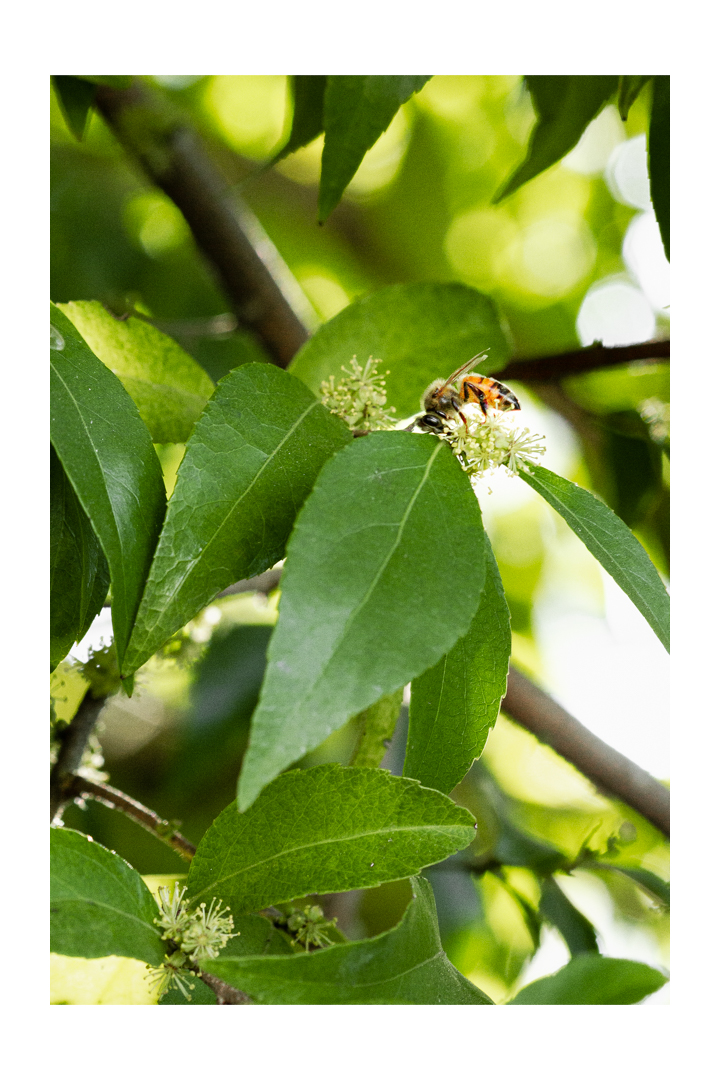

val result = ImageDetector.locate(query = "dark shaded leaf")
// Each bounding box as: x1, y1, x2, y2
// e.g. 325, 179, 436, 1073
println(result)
52, 76, 97, 140
271, 75, 327, 164
648, 75, 670, 260
509, 954, 667, 1004
50, 827, 165, 965
50, 303, 166, 673
202, 875, 494, 1004
124, 364, 351, 674
519, 464, 669, 651
290, 281, 511, 429
617, 76, 651, 121
405, 534, 510, 793
75, 76, 133, 89
50, 446, 110, 670
494, 76, 619, 203
237, 432, 487, 810
58, 301, 215, 444
318, 76, 431, 222
539, 875, 599, 956
188, 764, 477, 916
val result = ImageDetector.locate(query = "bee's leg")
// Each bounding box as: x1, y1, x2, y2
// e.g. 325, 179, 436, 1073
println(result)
461, 381, 489, 419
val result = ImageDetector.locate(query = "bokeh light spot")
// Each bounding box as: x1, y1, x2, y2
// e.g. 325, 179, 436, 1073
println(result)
562, 105, 626, 175
576, 277, 656, 346
623, 211, 670, 312
605, 134, 652, 211
123, 192, 190, 257
204, 75, 287, 160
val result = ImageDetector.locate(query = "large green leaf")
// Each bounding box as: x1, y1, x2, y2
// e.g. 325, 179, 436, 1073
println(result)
50, 303, 166, 672
188, 765, 477, 915
519, 464, 669, 652
123, 364, 351, 674
50, 828, 165, 965
50, 446, 110, 671
648, 75, 670, 260
538, 876, 599, 957
318, 76, 431, 222
57, 301, 215, 444
290, 281, 511, 424
508, 954, 667, 1005
202, 875, 493, 1004
493, 76, 619, 203
237, 432, 487, 810
271, 75, 327, 165
404, 534, 510, 793
52, 76, 97, 140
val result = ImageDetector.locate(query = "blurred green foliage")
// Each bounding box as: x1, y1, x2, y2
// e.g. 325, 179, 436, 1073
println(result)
51, 75, 669, 1003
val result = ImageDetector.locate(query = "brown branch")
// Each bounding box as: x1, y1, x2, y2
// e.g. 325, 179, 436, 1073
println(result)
497, 339, 669, 383
93, 81, 310, 368
66, 776, 197, 861
502, 666, 669, 837
215, 566, 283, 600
196, 970, 253, 1005
50, 692, 108, 821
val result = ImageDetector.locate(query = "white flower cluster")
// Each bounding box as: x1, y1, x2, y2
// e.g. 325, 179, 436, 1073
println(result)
320, 356, 397, 431
437, 407, 546, 482
145, 883, 237, 1000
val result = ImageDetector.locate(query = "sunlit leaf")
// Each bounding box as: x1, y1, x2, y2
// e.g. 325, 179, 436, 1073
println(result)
202, 875, 494, 1004
405, 534, 510, 793
493, 76, 618, 203
52, 76, 97, 140
237, 432, 487, 810
188, 765, 477, 915
648, 75, 670, 260
124, 364, 351, 674
520, 464, 669, 652
594, 862, 670, 907
290, 281, 511, 420
508, 954, 667, 1004
50, 303, 166, 672
271, 75, 327, 164
50, 828, 165, 965
617, 75, 651, 121
50, 446, 109, 670
58, 301, 215, 444
318, 76, 431, 222
539, 876, 599, 956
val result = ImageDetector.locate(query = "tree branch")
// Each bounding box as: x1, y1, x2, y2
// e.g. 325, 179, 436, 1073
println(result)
196, 970, 253, 1005
502, 666, 670, 837
50, 692, 108, 822
497, 339, 669, 383
93, 81, 310, 368
66, 775, 197, 861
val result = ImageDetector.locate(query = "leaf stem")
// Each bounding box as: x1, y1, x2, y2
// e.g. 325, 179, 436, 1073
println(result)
65, 775, 197, 861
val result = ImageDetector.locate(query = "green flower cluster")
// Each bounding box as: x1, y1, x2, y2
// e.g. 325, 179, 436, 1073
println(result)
146, 884, 237, 1000
320, 356, 397, 431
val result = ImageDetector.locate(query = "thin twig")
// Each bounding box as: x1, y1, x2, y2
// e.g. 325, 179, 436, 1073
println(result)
196, 970, 253, 1005
215, 566, 283, 600
502, 666, 670, 837
66, 776, 197, 861
50, 692, 108, 822
93, 81, 310, 368
497, 339, 669, 383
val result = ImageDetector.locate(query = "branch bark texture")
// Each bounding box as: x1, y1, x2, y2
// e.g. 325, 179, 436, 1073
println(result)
50, 692, 107, 822
499, 339, 669, 383
502, 666, 670, 837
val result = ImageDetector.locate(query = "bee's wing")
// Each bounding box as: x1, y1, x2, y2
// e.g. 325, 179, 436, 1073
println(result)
439, 352, 489, 391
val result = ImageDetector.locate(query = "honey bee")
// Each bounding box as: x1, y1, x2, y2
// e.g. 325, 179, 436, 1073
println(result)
406, 354, 520, 433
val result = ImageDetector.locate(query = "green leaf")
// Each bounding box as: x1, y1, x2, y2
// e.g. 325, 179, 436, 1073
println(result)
158, 974, 218, 1004
405, 534, 510, 793
539, 876, 599, 956
648, 75, 670, 260
52, 76, 97, 140
290, 281, 511, 426
519, 464, 669, 652
75, 76, 133, 89
237, 432, 487, 810
50, 303, 166, 673
617, 76, 651, 121
508, 954, 667, 1005
202, 875, 493, 1004
350, 688, 404, 768
57, 301, 215, 444
493, 76, 619, 203
593, 863, 670, 907
318, 76, 431, 222
50, 827, 165, 965
123, 364, 351, 674
271, 75, 327, 164
188, 764, 477, 915
50, 446, 110, 670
